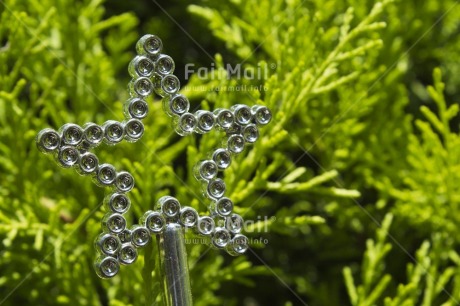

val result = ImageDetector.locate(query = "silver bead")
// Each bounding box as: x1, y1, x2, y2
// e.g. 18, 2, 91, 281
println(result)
179, 207, 198, 228
129, 55, 155, 78
129, 77, 153, 97
102, 213, 127, 234
131, 225, 151, 248
227, 134, 245, 154
83, 123, 104, 147
213, 109, 234, 129
252, 105, 272, 125
196, 216, 215, 236
162, 94, 190, 117
194, 160, 218, 181
154, 75, 180, 97
102, 121, 124, 145
95, 255, 120, 279
77, 152, 99, 175
212, 148, 231, 170
195, 110, 215, 134
205, 178, 226, 199
104, 192, 131, 214
226, 234, 249, 256
156, 196, 181, 220
211, 227, 231, 248
60, 123, 84, 146
123, 119, 144, 143
95, 163, 117, 186
210, 197, 233, 217
124, 97, 149, 119
242, 124, 259, 144
155, 54, 175, 75
142, 211, 166, 234
225, 213, 243, 234
56, 146, 79, 168
136, 34, 163, 56
231, 104, 252, 125
36, 128, 60, 153
162, 75, 180, 95
174, 113, 197, 136
115, 171, 135, 192
119, 243, 138, 265
95, 233, 121, 256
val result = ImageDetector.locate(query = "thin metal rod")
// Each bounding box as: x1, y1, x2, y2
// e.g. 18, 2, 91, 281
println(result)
157, 223, 193, 306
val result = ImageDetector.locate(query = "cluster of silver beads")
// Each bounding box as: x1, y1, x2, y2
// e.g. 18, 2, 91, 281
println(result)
151, 34, 272, 256
36, 34, 272, 279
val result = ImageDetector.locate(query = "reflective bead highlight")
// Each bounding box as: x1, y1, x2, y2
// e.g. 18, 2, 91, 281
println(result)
179, 207, 198, 227
105, 192, 131, 214
77, 152, 99, 175
252, 105, 272, 125
211, 227, 231, 248
154, 74, 180, 97
232, 104, 252, 125
95, 163, 117, 186
161, 75, 180, 95
103, 121, 124, 145
102, 213, 127, 234
124, 98, 149, 119
143, 211, 166, 234
242, 124, 259, 144
36, 128, 60, 153
56, 146, 79, 168
226, 234, 249, 256
195, 110, 215, 133
95, 233, 121, 256
225, 213, 243, 234
95, 256, 120, 279
83, 123, 104, 147
115, 171, 135, 193
155, 54, 175, 75
119, 243, 138, 265
131, 226, 151, 247
129, 55, 155, 78
227, 134, 245, 154
196, 216, 215, 236
60, 123, 84, 146
194, 160, 218, 181
211, 197, 233, 217
214, 109, 234, 129
206, 178, 226, 199
130, 77, 153, 97
124, 119, 144, 142
174, 113, 197, 136
163, 94, 190, 117
212, 149, 231, 170
136, 34, 162, 56
156, 196, 181, 219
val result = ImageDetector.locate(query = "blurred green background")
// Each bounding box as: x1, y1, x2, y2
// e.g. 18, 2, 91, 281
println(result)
1, 0, 460, 305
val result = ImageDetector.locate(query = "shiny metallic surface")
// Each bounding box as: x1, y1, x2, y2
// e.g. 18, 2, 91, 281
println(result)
123, 119, 145, 143
163, 94, 189, 117
83, 123, 104, 147
36, 128, 60, 153
157, 223, 193, 306
136, 34, 163, 56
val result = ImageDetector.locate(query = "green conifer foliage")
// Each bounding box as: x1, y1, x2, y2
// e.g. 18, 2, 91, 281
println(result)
0, 0, 459, 305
